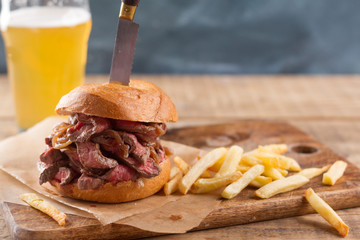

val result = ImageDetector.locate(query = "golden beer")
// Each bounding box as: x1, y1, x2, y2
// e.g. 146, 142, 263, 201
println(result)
1, 7, 91, 129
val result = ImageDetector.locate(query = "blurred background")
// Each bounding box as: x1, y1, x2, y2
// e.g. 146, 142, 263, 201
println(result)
0, 0, 359, 74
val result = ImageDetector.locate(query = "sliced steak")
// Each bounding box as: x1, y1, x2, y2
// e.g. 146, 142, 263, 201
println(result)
136, 123, 167, 144
40, 147, 64, 165
94, 130, 150, 164
54, 167, 76, 185
157, 146, 165, 163
149, 146, 165, 164
118, 132, 149, 164
39, 160, 68, 185
76, 142, 118, 170
113, 120, 151, 132
121, 156, 160, 178
101, 165, 137, 182
92, 130, 130, 159
113, 120, 166, 144
68, 114, 110, 142
45, 133, 54, 147
63, 147, 82, 173
77, 174, 104, 190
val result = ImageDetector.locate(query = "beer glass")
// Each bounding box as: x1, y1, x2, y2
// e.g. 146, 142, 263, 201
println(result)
1, 0, 91, 130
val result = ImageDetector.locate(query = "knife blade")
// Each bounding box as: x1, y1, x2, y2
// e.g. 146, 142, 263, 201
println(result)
109, 0, 140, 84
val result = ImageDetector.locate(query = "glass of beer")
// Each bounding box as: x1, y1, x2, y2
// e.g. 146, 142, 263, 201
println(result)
0, 0, 92, 130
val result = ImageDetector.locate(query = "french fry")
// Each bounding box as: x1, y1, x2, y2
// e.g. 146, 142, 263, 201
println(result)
191, 171, 242, 194
249, 175, 272, 188
237, 165, 273, 188
288, 158, 302, 172
252, 151, 301, 172
164, 172, 183, 195
169, 166, 182, 179
222, 164, 265, 199
277, 168, 288, 177
20, 193, 66, 226
208, 154, 227, 172
323, 160, 348, 186
297, 165, 330, 179
200, 170, 212, 178
255, 175, 309, 199
252, 152, 292, 170
179, 147, 227, 194
173, 155, 213, 178
263, 166, 284, 180
174, 156, 190, 174
238, 163, 272, 188
305, 188, 349, 237
237, 164, 251, 173
215, 145, 244, 177
241, 154, 262, 166
258, 144, 288, 155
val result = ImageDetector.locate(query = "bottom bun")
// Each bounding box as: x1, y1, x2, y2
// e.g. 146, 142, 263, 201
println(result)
50, 157, 170, 203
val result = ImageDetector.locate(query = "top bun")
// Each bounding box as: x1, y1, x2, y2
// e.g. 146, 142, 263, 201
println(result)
55, 80, 178, 123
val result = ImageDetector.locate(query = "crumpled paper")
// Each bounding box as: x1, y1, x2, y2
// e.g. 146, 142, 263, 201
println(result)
0, 117, 220, 233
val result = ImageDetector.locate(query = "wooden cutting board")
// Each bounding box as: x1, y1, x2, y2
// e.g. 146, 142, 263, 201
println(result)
2, 120, 360, 240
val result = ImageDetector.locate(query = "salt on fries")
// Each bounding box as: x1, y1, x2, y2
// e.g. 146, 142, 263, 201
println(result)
305, 188, 349, 237
178, 147, 227, 194
323, 160, 347, 186
297, 165, 330, 179
191, 171, 242, 194
222, 164, 264, 199
20, 193, 66, 226
255, 175, 309, 199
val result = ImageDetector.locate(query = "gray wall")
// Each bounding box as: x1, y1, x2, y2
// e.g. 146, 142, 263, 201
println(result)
1, 0, 360, 74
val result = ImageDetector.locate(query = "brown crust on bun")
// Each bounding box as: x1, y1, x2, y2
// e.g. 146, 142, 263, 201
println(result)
55, 80, 178, 123
49, 156, 170, 203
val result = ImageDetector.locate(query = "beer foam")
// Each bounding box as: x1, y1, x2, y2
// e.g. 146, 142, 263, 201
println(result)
4, 7, 90, 29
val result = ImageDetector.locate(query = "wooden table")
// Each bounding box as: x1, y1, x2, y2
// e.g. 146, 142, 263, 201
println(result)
1, 75, 360, 239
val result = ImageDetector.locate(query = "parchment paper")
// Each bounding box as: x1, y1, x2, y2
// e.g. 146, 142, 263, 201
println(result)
0, 169, 92, 218
0, 117, 220, 233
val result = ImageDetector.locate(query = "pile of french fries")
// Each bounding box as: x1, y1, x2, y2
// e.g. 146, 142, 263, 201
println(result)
164, 144, 349, 237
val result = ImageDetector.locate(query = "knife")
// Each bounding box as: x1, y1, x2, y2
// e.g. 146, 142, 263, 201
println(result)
109, 0, 140, 84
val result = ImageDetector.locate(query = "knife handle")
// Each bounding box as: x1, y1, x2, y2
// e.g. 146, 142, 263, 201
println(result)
122, 0, 140, 6
120, 0, 140, 21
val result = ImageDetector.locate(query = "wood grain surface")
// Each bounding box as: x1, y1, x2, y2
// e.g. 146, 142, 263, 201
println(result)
3, 120, 360, 240
1, 75, 360, 240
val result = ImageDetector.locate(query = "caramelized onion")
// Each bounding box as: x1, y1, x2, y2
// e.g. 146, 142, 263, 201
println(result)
52, 123, 73, 149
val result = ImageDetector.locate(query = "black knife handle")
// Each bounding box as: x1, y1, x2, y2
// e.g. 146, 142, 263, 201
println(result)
122, 0, 140, 6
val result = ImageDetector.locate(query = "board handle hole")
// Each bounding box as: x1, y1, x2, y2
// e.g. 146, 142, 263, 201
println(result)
291, 145, 318, 154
